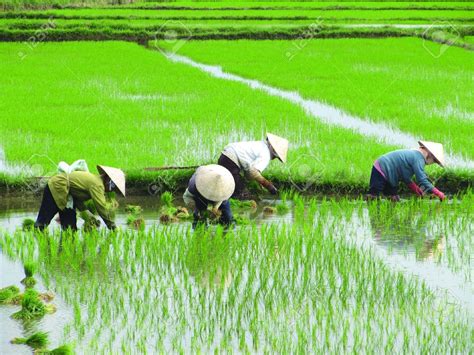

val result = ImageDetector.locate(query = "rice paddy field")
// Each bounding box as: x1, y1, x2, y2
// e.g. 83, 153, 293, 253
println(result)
1, 1, 473, 354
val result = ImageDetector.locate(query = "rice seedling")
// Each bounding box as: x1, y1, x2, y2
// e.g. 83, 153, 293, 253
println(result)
0, 285, 20, 304
126, 214, 145, 230
11, 289, 56, 320
229, 198, 257, 209
11, 331, 49, 349
275, 191, 290, 215
124, 204, 142, 215
21, 261, 37, 287
263, 206, 277, 215
35, 344, 74, 355
1, 195, 472, 353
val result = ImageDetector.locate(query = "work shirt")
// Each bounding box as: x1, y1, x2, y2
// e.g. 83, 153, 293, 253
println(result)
48, 171, 116, 229
378, 149, 434, 192
222, 141, 271, 173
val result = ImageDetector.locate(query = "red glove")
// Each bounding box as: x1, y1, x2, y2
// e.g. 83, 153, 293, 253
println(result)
431, 188, 446, 201
407, 182, 424, 197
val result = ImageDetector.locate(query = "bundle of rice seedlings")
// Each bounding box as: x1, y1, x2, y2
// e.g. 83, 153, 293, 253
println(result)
35, 344, 74, 355
125, 205, 143, 215
0, 285, 20, 305
276, 201, 290, 214
159, 213, 178, 224
11, 331, 49, 349
127, 215, 145, 230
39, 291, 55, 302
160, 191, 174, 208
21, 262, 37, 288
230, 199, 257, 209
175, 206, 191, 220
11, 289, 56, 320
263, 206, 277, 214
22, 218, 35, 231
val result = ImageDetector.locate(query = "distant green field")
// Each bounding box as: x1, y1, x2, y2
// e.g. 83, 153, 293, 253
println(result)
3, 9, 472, 21
0, 41, 402, 191
161, 38, 474, 161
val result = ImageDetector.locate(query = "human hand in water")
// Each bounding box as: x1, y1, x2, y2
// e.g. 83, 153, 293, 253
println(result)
431, 188, 446, 201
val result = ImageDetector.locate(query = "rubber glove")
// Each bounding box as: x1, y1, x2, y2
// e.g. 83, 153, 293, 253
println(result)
407, 182, 424, 197
431, 188, 446, 201
260, 179, 278, 195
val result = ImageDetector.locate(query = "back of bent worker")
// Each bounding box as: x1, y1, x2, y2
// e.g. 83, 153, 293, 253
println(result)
37, 171, 116, 230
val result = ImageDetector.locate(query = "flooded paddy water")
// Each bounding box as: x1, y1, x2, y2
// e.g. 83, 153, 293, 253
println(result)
0, 193, 472, 353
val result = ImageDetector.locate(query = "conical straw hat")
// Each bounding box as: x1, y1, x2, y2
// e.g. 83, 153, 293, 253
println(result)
418, 141, 445, 167
195, 164, 235, 202
267, 133, 289, 163
97, 165, 126, 196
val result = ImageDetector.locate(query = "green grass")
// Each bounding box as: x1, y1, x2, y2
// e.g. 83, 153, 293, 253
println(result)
0, 195, 472, 352
162, 37, 474, 161
0, 40, 408, 192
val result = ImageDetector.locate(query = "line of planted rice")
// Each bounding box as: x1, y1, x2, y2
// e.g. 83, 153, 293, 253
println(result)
0, 195, 472, 352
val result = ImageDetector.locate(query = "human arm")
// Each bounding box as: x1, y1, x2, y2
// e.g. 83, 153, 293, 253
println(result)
412, 159, 434, 194
246, 168, 278, 194
89, 185, 117, 230
406, 182, 424, 197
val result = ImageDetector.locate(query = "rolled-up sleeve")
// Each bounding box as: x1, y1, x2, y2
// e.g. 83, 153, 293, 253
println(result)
183, 188, 196, 208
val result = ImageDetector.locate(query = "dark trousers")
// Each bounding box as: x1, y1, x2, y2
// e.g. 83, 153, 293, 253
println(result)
192, 192, 233, 229
368, 166, 398, 196
218, 153, 243, 197
35, 185, 77, 231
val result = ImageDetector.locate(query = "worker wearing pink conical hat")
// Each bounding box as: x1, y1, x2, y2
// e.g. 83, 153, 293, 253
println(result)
217, 133, 289, 198
367, 141, 446, 202
35, 165, 125, 231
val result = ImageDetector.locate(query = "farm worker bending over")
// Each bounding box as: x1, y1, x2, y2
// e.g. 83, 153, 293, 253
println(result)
217, 133, 289, 198
367, 141, 446, 202
35, 165, 126, 231
183, 164, 235, 229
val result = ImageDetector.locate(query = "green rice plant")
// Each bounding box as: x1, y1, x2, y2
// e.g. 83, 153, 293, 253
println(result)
36, 344, 74, 355
125, 204, 142, 215
21, 261, 37, 288
11, 289, 56, 320
275, 191, 290, 215
229, 198, 257, 209
167, 38, 474, 163
160, 191, 174, 209
0, 41, 445, 194
126, 214, 145, 230
22, 218, 35, 231
11, 331, 49, 349
0, 285, 20, 304
263, 206, 277, 214
1, 198, 472, 353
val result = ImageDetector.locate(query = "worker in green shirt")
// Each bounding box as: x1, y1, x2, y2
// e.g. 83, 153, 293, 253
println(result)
34, 165, 126, 231
367, 141, 446, 202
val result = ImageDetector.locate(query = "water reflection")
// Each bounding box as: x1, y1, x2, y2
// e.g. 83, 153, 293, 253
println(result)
367, 203, 446, 262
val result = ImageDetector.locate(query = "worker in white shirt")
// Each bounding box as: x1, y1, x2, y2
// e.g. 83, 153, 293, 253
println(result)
217, 133, 289, 197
